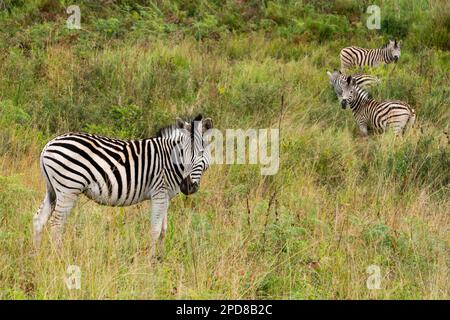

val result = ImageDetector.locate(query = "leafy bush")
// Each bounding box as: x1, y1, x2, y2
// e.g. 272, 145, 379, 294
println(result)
381, 13, 410, 40
84, 104, 145, 139
94, 18, 122, 38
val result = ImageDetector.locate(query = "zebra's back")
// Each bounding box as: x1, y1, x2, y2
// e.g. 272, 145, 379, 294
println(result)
353, 73, 380, 87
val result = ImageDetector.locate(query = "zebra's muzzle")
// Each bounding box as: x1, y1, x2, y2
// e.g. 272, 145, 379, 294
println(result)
180, 176, 199, 195
341, 99, 348, 109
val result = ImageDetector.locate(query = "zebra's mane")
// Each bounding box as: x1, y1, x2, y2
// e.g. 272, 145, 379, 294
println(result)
380, 41, 394, 49
154, 115, 202, 139
155, 123, 181, 138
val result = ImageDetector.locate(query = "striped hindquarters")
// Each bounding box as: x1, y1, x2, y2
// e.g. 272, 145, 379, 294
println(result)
41, 132, 163, 206
366, 100, 416, 134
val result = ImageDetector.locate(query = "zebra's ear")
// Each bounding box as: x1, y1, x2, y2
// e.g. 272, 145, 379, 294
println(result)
176, 117, 186, 129
346, 76, 352, 85
203, 118, 213, 132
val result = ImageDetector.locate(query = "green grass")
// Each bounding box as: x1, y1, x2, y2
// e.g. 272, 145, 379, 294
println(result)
0, 0, 449, 299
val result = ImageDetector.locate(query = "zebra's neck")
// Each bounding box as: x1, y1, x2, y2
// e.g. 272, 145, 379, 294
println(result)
350, 89, 371, 115
155, 136, 187, 190
379, 46, 395, 64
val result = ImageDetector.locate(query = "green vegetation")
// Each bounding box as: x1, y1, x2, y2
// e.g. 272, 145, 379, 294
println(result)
0, 0, 449, 299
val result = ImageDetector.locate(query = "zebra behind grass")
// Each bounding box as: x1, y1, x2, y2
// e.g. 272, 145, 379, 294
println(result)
340, 76, 415, 136
327, 70, 380, 100
340, 40, 401, 72
33, 115, 213, 257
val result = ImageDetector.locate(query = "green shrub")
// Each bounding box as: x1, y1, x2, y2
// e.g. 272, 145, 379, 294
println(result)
94, 18, 122, 38
298, 14, 352, 43
380, 14, 410, 40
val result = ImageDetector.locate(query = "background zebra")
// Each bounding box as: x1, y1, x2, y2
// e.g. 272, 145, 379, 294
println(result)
340, 40, 401, 72
340, 76, 416, 136
33, 114, 213, 257
327, 70, 380, 100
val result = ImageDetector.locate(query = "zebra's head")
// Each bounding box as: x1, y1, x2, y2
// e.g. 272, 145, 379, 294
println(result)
387, 39, 401, 62
327, 70, 344, 98
340, 75, 370, 109
175, 114, 213, 196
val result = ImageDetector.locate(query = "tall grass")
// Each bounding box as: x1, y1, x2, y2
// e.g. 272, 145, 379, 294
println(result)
0, 0, 449, 299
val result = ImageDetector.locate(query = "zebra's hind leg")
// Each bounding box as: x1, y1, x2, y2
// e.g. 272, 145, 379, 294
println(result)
48, 193, 78, 250
391, 115, 413, 136
404, 112, 416, 134
33, 191, 56, 249
149, 193, 169, 261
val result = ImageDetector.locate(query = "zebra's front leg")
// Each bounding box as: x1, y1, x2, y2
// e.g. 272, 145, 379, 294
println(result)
159, 212, 168, 257
150, 193, 169, 260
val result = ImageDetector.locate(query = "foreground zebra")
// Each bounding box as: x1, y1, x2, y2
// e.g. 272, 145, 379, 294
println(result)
340, 40, 401, 72
33, 115, 213, 257
327, 70, 379, 99
340, 76, 416, 136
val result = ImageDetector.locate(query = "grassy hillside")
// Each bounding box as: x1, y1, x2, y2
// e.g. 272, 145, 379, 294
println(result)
0, 0, 449, 299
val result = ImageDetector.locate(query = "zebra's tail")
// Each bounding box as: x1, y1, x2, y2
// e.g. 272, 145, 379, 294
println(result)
39, 144, 56, 204
406, 109, 416, 132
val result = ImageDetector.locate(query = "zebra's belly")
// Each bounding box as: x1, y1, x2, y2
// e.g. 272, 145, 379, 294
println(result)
83, 183, 148, 207
358, 60, 381, 68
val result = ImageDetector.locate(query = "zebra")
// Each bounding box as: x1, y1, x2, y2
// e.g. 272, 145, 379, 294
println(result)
340, 75, 416, 136
340, 40, 401, 72
327, 70, 380, 100
33, 114, 213, 257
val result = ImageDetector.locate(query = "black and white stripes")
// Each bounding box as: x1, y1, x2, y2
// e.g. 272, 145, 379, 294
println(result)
328, 39, 415, 136
340, 40, 401, 71
33, 115, 213, 256
327, 70, 379, 99
340, 76, 416, 136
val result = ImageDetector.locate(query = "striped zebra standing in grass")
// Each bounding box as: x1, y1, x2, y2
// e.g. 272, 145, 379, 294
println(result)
340, 76, 415, 136
340, 40, 401, 72
33, 114, 213, 258
327, 70, 380, 100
